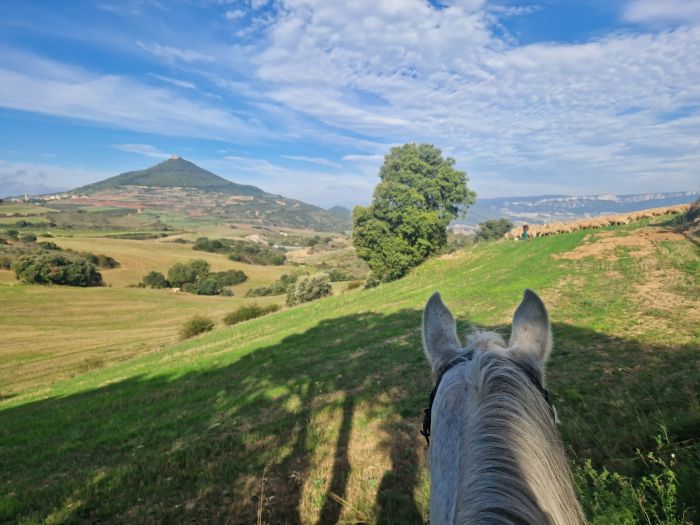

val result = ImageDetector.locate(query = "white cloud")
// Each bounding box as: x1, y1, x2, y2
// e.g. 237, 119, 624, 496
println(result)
281, 155, 341, 167
148, 73, 197, 90
0, 49, 263, 141
137, 42, 215, 63
623, 0, 700, 25
113, 144, 171, 159
225, 9, 246, 19
245, 1, 700, 197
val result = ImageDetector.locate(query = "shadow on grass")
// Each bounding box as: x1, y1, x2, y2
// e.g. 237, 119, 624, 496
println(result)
0, 310, 698, 524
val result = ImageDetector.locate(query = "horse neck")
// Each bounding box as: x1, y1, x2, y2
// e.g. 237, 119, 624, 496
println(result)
429, 353, 585, 525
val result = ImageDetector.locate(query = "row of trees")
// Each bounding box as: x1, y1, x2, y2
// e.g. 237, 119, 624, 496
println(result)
193, 237, 286, 266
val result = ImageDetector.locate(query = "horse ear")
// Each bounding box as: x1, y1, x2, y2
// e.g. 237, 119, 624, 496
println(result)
423, 292, 462, 376
509, 289, 552, 363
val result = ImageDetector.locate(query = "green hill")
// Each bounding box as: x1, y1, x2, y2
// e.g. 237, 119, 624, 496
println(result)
1, 217, 698, 523
76, 156, 264, 196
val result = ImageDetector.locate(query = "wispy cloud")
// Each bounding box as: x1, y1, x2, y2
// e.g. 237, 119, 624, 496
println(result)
148, 73, 197, 90
224, 9, 246, 20
281, 155, 341, 168
0, 49, 263, 141
137, 42, 214, 63
623, 0, 700, 25
113, 143, 171, 159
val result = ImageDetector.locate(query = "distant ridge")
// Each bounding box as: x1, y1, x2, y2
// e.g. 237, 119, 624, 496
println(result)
75, 156, 264, 196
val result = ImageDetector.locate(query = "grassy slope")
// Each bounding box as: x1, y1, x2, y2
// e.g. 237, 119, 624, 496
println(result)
1, 219, 698, 524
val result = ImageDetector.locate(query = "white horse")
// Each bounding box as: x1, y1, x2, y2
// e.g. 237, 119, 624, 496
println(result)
421, 289, 585, 524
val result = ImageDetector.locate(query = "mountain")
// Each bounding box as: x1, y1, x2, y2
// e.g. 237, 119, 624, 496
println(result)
65, 156, 351, 232
326, 205, 352, 218
75, 156, 264, 196
457, 191, 700, 228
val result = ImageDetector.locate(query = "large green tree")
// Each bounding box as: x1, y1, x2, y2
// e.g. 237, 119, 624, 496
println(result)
353, 143, 476, 281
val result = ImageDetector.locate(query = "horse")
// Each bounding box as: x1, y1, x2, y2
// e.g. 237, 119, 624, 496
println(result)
421, 289, 585, 524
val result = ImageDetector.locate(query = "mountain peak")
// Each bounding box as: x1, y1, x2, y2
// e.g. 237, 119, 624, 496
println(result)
75, 157, 264, 196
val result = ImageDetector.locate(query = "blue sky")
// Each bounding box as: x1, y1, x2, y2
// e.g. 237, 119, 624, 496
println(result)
1, 0, 699, 207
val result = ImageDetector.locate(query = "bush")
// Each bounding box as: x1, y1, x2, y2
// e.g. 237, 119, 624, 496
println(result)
38, 241, 61, 250
346, 280, 363, 291
15, 220, 28, 228
141, 271, 169, 289
192, 236, 286, 265
195, 276, 222, 295
475, 218, 513, 242
179, 315, 215, 339
19, 233, 37, 243
0, 255, 12, 269
286, 273, 332, 306
212, 269, 247, 287
327, 268, 352, 282
245, 272, 300, 297
13, 254, 103, 286
167, 259, 210, 288
4, 230, 19, 241
82, 252, 119, 268
223, 304, 279, 326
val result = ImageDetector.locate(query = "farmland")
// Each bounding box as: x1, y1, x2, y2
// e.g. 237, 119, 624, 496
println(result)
1, 213, 698, 523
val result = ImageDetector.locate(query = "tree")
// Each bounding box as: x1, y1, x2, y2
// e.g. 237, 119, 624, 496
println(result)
352, 143, 476, 281
475, 218, 513, 242
167, 259, 210, 288
141, 271, 169, 289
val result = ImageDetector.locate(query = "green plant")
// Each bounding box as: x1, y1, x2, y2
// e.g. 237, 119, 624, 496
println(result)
179, 316, 215, 339
353, 143, 476, 282
574, 429, 691, 524
475, 218, 513, 242
141, 271, 169, 289
12, 254, 103, 286
223, 304, 279, 326
286, 272, 332, 306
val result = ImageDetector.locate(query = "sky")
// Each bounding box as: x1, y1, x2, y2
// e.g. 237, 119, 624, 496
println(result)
1, 0, 699, 207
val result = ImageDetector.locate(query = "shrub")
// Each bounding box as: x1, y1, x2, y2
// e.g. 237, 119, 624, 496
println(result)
191, 236, 286, 265
15, 220, 28, 228
328, 268, 352, 282
475, 218, 513, 242
195, 276, 221, 295
4, 230, 19, 240
141, 271, 169, 289
346, 280, 363, 291
38, 241, 61, 250
211, 269, 247, 287
82, 252, 119, 268
13, 254, 103, 286
286, 273, 331, 306
0, 255, 12, 269
19, 233, 37, 243
223, 304, 279, 326
245, 272, 300, 297
179, 315, 215, 339
167, 259, 210, 288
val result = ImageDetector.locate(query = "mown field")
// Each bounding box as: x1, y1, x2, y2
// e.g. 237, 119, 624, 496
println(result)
1, 217, 698, 524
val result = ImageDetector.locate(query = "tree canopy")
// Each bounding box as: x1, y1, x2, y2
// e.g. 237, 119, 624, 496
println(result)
352, 143, 475, 281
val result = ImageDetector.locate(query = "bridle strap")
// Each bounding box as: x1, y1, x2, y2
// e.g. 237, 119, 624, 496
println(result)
421, 352, 556, 445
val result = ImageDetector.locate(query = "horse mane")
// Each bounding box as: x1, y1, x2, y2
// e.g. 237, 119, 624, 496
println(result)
431, 331, 585, 525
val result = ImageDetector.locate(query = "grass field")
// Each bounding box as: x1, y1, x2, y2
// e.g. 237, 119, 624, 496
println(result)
44, 235, 289, 289
1, 217, 698, 524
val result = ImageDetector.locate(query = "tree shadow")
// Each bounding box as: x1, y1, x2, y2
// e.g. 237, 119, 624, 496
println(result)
0, 310, 697, 523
